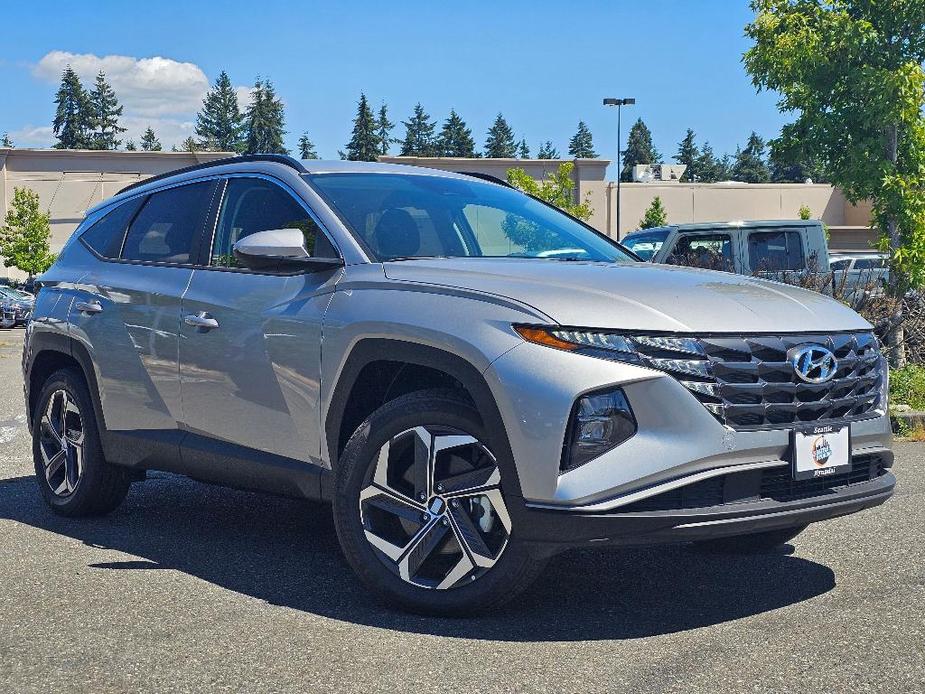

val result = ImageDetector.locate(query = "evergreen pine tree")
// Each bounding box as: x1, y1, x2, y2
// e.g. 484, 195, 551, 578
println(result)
695, 141, 724, 182
298, 132, 319, 159
437, 110, 476, 157
88, 71, 125, 150
568, 121, 597, 158
179, 136, 199, 152
377, 103, 394, 156
244, 79, 288, 155
674, 128, 700, 181
484, 113, 516, 158
125, 140, 137, 151
140, 127, 162, 151
342, 93, 380, 161
537, 141, 560, 159
400, 103, 437, 157
731, 132, 770, 183
1, 133, 12, 148
620, 118, 661, 181
517, 138, 530, 159
639, 196, 669, 229
196, 71, 245, 152
52, 66, 93, 149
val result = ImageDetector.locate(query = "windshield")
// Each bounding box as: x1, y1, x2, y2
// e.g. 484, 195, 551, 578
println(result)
622, 229, 670, 261
306, 173, 635, 263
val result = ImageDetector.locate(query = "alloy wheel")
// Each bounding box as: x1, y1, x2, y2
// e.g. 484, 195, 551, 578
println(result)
359, 426, 511, 590
38, 389, 84, 497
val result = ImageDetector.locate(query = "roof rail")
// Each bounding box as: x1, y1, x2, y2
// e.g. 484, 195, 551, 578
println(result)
455, 171, 513, 188
118, 154, 308, 195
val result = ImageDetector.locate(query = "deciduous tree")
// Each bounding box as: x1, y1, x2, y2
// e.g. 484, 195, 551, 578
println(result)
0, 187, 55, 280
744, 0, 925, 294
639, 196, 668, 229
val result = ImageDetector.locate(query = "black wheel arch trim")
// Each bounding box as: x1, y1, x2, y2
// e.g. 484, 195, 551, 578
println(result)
324, 338, 523, 497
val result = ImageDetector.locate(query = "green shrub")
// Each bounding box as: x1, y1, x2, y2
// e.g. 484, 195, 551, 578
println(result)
889, 365, 925, 410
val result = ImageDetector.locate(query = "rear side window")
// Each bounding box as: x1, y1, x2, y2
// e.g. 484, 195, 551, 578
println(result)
211, 178, 334, 268
80, 197, 145, 258
121, 182, 213, 264
667, 233, 734, 271
748, 231, 805, 271
854, 258, 886, 270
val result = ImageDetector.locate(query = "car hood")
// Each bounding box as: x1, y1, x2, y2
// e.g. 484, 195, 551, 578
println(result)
382, 259, 871, 333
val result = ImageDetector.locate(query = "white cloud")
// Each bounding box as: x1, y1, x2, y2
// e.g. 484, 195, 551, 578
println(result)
33, 50, 210, 118
8, 125, 54, 148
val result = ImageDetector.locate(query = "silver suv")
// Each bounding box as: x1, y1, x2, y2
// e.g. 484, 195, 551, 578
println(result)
23, 155, 894, 614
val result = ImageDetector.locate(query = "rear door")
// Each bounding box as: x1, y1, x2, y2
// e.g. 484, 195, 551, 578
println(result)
664, 230, 736, 273
178, 175, 342, 466
69, 180, 217, 464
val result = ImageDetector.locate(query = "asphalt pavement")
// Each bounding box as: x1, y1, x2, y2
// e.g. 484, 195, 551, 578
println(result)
0, 328, 922, 693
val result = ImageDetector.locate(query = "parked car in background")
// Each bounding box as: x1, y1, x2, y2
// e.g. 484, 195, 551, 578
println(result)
0, 285, 34, 328
622, 220, 830, 275
23, 156, 893, 614
830, 252, 890, 292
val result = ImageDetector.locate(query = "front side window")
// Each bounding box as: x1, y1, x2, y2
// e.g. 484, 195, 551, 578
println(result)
622, 229, 670, 261
306, 173, 634, 263
81, 196, 145, 258
211, 178, 333, 268
121, 182, 213, 264
667, 233, 734, 271
748, 230, 805, 271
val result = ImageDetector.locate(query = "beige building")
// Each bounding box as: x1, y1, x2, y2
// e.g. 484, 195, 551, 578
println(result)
0, 148, 232, 280
1, 149, 878, 280
383, 156, 879, 252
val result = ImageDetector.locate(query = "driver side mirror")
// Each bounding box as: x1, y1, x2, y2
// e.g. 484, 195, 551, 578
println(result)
232, 228, 343, 272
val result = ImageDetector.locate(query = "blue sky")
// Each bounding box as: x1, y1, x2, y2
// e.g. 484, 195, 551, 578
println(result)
0, 0, 790, 167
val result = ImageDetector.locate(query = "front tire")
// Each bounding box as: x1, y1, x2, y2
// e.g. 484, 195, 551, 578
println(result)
32, 368, 131, 517
333, 389, 544, 615
690, 525, 808, 554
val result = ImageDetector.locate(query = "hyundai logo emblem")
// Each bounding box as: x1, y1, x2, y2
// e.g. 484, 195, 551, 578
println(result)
789, 344, 838, 384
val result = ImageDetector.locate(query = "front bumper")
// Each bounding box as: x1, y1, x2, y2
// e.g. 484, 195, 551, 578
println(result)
510, 459, 894, 549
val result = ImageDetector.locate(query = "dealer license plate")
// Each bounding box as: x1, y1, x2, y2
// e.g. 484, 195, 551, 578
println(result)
791, 424, 851, 481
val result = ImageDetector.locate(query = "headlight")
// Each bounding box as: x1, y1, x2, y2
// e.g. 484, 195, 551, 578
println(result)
514, 325, 708, 371
562, 387, 636, 471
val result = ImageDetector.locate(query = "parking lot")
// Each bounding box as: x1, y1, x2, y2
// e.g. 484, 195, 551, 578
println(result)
0, 328, 922, 693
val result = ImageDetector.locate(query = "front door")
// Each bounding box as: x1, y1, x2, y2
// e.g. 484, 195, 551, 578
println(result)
178, 176, 342, 466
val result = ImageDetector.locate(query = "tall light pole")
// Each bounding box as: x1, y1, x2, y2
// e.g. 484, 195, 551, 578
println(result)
603, 97, 635, 238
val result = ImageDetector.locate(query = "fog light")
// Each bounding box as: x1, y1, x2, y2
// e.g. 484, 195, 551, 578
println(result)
562, 387, 636, 472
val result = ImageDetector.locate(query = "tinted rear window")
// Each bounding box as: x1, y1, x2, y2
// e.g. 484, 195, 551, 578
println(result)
121, 182, 213, 264
81, 197, 145, 258
748, 230, 805, 271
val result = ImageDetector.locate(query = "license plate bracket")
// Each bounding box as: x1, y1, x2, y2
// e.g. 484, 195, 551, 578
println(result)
791, 424, 851, 481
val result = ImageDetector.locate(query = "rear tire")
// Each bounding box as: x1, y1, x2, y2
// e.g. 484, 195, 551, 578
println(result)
690, 525, 808, 554
333, 389, 544, 615
32, 368, 131, 517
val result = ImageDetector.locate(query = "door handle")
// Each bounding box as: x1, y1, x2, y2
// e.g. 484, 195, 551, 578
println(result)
184, 312, 220, 330
75, 300, 103, 314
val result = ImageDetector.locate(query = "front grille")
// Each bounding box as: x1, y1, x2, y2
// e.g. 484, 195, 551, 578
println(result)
619, 454, 886, 513
631, 332, 884, 430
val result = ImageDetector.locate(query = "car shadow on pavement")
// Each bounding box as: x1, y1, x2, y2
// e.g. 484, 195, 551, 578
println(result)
0, 472, 836, 641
